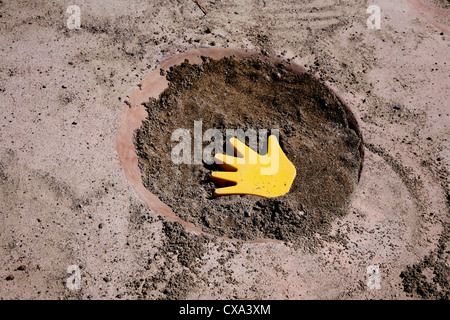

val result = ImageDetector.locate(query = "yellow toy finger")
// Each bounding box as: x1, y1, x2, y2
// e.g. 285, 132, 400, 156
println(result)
213, 185, 242, 196
210, 171, 237, 186
230, 137, 257, 158
266, 135, 279, 157
214, 154, 240, 170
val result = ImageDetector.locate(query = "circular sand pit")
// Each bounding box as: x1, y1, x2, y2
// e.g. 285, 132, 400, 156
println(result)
119, 49, 364, 244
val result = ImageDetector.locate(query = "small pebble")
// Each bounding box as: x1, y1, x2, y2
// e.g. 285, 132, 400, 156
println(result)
393, 104, 402, 110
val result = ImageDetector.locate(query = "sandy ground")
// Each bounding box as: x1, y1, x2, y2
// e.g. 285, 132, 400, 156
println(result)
0, 0, 448, 299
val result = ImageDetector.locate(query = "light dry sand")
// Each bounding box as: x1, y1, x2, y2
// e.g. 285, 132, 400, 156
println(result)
0, 0, 448, 299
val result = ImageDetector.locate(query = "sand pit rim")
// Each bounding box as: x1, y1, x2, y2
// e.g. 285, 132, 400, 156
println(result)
116, 47, 365, 243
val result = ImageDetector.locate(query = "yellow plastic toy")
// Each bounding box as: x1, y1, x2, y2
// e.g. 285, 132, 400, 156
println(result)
210, 135, 296, 198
